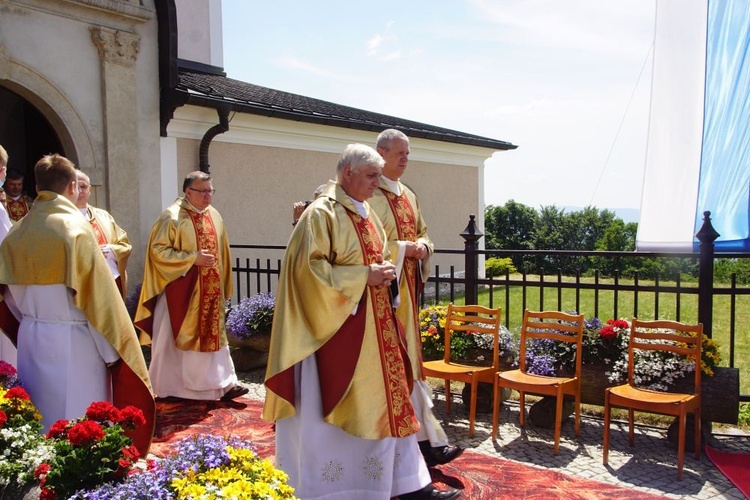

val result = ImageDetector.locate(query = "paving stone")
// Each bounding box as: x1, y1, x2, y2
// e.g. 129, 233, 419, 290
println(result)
237, 369, 748, 499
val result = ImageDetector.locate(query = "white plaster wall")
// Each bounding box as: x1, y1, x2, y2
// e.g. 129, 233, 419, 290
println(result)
176, 0, 223, 67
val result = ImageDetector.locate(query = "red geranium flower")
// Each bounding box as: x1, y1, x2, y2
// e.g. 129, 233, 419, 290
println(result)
39, 487, 57, 500
611, 319, 629, 329
67, 420, 105, 446
4, 386, 30, 400
117, 405, 146, 429
46, 420, 69, 439
122, 444, 140, 461
85, 401, 120, 423
599, 325, 617, 340
0, 409, 6, 429
34, 463, 51, 479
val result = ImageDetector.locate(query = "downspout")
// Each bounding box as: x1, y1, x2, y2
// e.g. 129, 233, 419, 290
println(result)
199, 105, 230, 173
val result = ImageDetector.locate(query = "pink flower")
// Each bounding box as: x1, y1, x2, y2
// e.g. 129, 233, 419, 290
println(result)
67, 420, 105, 446
0, 361, 17, 377
86, 401, 120, 423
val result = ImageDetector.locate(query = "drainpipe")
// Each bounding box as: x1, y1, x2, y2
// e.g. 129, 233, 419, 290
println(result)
199, 105, 230, 174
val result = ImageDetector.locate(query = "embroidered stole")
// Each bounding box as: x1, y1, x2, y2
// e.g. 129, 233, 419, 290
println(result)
345, 210, 416, 437
382, 189, 424, 368
6, 198, 29, 222
88, 217, 108, 246
185, 210, 222, 351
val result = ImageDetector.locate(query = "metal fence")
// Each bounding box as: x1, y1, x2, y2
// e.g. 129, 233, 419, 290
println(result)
230, 213, 750, 401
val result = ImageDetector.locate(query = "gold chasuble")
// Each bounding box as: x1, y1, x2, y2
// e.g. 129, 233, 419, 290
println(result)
84, 205, 132, 296
6, 195, 32, 222
0, 192, 155, 455
135, 198, 232, 353
369, 180, 434, 381
264, 182, 419, 440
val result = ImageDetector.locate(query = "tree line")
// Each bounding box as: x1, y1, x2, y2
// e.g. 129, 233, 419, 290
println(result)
483, 200, 703, 281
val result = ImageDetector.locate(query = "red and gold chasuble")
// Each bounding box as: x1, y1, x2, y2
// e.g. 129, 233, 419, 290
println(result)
185, 210, 222, 351
344, 210, 416, 436
7, 197, 30, 222
382, 189, 424, 373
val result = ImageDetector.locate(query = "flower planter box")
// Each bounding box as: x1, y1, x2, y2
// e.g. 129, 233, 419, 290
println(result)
228, 332, 271, 372
524, 364, 739, 427
576, 364, 739, 424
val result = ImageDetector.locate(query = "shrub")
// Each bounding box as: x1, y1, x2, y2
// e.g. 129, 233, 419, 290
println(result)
485, 257, 517, 277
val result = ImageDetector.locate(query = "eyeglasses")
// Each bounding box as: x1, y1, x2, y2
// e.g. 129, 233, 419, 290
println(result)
187, 187, 216, 195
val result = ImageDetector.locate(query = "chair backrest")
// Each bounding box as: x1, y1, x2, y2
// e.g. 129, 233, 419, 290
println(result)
518, 310, 585, 377
443, 303, 502, 369
628, 319, 703, 394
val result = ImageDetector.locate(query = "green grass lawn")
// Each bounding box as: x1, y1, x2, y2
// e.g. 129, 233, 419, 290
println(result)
436, 274, 750, 395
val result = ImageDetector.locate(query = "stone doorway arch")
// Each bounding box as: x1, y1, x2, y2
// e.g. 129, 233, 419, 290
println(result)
0, 44, 98, 193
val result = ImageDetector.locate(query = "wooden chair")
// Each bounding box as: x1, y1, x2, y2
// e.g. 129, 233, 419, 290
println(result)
603, 318, 702, 480
422, 303, 502, 437
492, 309, 584, 454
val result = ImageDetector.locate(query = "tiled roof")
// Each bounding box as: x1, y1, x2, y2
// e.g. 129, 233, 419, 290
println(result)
176, 69, 517, 151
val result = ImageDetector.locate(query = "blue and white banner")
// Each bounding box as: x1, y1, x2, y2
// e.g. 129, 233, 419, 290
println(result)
636, 0, 750, 251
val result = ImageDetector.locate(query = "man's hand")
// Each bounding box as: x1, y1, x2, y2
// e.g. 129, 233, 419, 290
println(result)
368, 261, 397, 287
405, 241, 428, 260
195, 249, 217, 267
292, 201, 306, 221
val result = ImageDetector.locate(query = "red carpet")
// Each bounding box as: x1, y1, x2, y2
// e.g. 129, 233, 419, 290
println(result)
151, 397, 666, 499
705, 446, 750, 498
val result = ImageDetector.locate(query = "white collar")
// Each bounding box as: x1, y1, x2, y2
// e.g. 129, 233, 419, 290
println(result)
348, 196, 368, 218
184, 198, 207, 214
380, 175, 401, 196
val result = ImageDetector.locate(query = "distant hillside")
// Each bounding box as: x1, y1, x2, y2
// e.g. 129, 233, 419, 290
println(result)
563, 207, 640, 224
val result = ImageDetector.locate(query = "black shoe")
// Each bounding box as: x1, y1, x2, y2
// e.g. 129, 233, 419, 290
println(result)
220, 385, 249, 401
399, 484, 462, 499
430, 445, 465, 466
419, 441, 465, 467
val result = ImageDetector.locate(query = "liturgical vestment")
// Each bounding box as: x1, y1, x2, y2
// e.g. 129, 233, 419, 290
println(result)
135, 197, 237, 400
81, 205, 131, 296
263, 181, 430, 499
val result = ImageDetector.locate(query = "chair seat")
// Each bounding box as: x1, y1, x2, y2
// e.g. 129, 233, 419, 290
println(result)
423, 360, 494, 376
609, 384, 697, 407
498, 369, 575, 387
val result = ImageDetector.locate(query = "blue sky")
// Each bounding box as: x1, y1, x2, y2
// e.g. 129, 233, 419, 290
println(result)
222, 0, 656, 213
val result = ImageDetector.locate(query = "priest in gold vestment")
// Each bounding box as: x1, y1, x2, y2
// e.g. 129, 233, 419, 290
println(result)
0, 154, 155, 456
263, 144, 460, 500
371, 129, 464, 468
135, 171, 247, 402
4, 168, 33, 222
75, 171, 131, 297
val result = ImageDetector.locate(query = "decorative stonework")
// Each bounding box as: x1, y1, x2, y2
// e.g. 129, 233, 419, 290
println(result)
90, 27, 140, 67
62, 0, 153, 22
